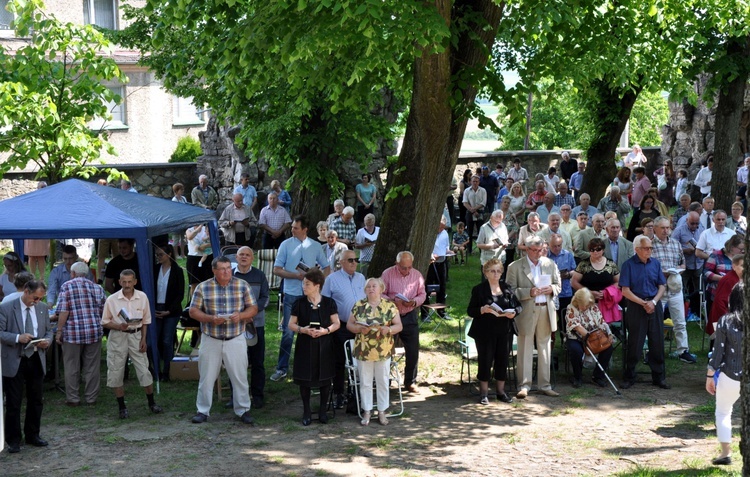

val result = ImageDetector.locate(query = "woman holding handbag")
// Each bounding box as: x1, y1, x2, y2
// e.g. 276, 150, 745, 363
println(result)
565, 288, 615, 388
466, 258, 522, 405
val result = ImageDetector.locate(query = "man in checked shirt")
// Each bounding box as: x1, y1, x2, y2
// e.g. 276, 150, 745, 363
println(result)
190, 256, 258, 425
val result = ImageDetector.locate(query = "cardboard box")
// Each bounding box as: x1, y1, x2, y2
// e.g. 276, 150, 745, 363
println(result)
171, 357, 199, 380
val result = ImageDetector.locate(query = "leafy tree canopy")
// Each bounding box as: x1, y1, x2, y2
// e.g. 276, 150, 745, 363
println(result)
0, 0, 126, 183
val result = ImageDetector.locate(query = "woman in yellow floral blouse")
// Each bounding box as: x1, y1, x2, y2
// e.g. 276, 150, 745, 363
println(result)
347, 278, 403, 426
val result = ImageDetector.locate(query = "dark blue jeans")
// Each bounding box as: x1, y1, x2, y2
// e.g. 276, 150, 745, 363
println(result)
276, 293, 300, 372
155, 315, 180, 377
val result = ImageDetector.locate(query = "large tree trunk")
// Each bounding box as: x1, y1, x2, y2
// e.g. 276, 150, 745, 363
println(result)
713, 37, 750, 214
581, 80, 642, 203
369, 0, 505, 277
291, 107, 334, 220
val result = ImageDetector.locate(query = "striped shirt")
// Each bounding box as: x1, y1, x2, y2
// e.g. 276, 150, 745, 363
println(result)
651, 236, 684, 271
56, 277, 105, 344
191, 277, 256, 339
321, 269, 366, 322
381, 265, 426, 316
332, 217, 357, 243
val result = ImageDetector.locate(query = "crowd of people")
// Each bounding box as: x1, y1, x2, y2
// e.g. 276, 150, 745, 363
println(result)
0, 152, 746, 466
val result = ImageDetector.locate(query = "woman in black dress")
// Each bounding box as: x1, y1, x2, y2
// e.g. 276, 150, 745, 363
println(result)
627, 195, 659, 241
570, 238, 619, 301
288, 269, 341, 426
466, 258, 522, 405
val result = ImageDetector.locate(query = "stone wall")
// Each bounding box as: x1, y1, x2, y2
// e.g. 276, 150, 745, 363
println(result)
661, 74, 750, 177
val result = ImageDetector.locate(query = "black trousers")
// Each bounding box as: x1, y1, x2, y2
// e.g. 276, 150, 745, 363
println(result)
247, 326, 266, 399
425, 260, 447, 311
332, 326, 355, 395
474, 330, 510, 382
623, 299, 665, 382
567, 339, 613, 380
398, 310, 420, 387
3, 353, 45, 445
465, 210, 483, 254
262, 232, 285, 249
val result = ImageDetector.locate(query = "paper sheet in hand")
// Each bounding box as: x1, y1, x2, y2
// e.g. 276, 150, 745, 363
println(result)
535, 274, 552, 288
490, 303, 515, 314
395, 293, 410, 302
24, 338, 46, 349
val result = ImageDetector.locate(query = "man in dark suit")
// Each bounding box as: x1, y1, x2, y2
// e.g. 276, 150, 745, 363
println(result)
0, 280, 53, 453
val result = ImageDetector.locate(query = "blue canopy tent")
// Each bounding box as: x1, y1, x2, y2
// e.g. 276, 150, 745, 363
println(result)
0, 179, 220, 387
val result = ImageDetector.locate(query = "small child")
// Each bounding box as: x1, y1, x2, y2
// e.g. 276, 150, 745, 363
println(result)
675, 169, 688, 201
452, 222, 469, 265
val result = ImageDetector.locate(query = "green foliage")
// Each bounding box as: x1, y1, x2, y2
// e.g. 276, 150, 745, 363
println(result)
0, 0, 127, 184
169, 136, 202, 163
495, 82, 668, 150
115, 0, 449, 197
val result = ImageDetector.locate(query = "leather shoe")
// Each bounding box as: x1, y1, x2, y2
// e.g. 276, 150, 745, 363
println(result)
591, 377, 608, 388
191, 412, 208, 424
540, 389, 560, 397
224, 400, 234, 409
620, 380, 635, 389
570, 376, 582, 388
712, 456, 732, 465
241, 411, 254, 425
516, 388, 528, 399
150, 404, 163, 414
119, 408, 129, 419
7, 442, 20, 453
497, 393, 513, 403
333, 394, 345, 409
252, 396, 264, 409
319, 412, 329, 424
405, 384, 418, 393
652, 380, 671, 389
26, 436, 48, 447
302, 415, 312, 426
65, 401, 80, 407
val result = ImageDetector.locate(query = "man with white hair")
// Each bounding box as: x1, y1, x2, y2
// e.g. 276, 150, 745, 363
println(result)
381, 251, 426, 393
331, 206, 357, 247
536, 193, 560, 224
672, 193, 692, 228
672, 211, 705, 301
696, 210, 736, 260
558, 204, 577, 237
651, 216, 695, 364
571, 193, 598, 226
323, 230, 348, 271
258, 192, 292, 249
620, 235, 669, 389
327, 199, 345, 225
191, 174, 218, 210
597, 185, 631, 226
555, 182, 576, 208
574, 213, 607, 261
507, 235, 561, 398
559, 151, 578, 182
120, 179, 137, 193
476, 210, 509, 266
517, 212, 548, 258
55, 262, 106, 406
603, 219, 634, 270
219, 193, 258, 247
538, 212, 572, 250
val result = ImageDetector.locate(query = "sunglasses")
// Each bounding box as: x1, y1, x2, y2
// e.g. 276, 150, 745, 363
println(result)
590, 247, 604, 252
345, 258, 360, 263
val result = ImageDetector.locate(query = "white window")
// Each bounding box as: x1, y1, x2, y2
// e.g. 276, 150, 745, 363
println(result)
173, 96, 206, 126
0, 0, 14, 31
89, 86, 127, 130
83, 0, 117, 30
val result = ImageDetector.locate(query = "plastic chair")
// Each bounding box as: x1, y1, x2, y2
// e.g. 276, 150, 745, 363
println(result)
457, 317, 478, 393
344, 339, 404, 419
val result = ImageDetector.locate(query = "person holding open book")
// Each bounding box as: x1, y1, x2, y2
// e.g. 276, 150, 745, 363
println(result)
467, 258, 521, 405
347, 277, 402, 425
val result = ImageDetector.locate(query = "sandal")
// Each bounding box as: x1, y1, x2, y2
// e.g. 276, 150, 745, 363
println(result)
378, 412, 389, 426
360, 411, 370, 426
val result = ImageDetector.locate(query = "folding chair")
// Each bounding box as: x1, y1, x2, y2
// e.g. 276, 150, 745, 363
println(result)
344, 339, 404, 419
420, 283, 452, 332
221, 245, 239, 264
457, 317, 478, 393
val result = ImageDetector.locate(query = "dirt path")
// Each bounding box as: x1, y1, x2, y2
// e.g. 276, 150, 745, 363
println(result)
2, 349, 735, 476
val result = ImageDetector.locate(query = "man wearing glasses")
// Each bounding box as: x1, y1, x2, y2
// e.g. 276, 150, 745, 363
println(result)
507, 236, 561, 399
0, 280, 53, 453
322, 250, 365, 409
651, 217, 695, 364
619, 236, 669, 389
672, 211, 705, 300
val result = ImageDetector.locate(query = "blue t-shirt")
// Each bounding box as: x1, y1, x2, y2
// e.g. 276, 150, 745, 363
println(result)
619, 255, 666, 299
234, 184, 257, 207
274, 236, 330, 296
356, 183, 376, 205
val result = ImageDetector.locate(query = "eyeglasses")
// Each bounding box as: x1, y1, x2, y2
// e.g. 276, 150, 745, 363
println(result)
590, 247, 603, 252
345, 258, 359, 263
638, 247, 653, 251
487, 269, 503, 274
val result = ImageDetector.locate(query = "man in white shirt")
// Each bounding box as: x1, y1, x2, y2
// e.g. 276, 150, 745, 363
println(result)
425, 217, 451, 314
696, 210, 736, 259
694, 156, 713, 197
462, 175, 487, 254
